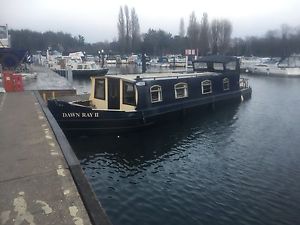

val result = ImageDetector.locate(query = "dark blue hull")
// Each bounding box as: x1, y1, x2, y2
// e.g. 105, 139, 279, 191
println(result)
47, 88, 251, 134
0, 48, 30, 68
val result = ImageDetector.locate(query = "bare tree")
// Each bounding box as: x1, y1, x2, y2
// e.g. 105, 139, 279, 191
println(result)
210, 19, 232, 54
179, 18, 185, 38
219, 19, 232, 54
199, 13, 209, 55
210, 19, 221, 54
281, 24, 291, 57
131, 7, 141, 52
117, 6, 125, 54
187, 12, 200, 49
124, 5, 131, 53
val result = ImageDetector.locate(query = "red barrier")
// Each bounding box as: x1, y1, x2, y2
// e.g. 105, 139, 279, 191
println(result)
13, 74, 24, 92
2, 71, 24, 92
2, 71, 14, 92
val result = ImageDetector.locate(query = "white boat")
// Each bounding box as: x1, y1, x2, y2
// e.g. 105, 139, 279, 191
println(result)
247, 55, 300, 76
168, 55, 186, 67
48, 52, 108, 76
240, 56, 262, 72
106, 56, 117, 64
127, 54, 139, 64
271, 54, 300, 76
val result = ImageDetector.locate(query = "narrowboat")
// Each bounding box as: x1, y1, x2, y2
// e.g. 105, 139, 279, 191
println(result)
47, 56, 252, 133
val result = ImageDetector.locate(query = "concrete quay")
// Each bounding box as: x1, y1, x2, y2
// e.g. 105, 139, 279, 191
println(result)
0, 92, 111, 225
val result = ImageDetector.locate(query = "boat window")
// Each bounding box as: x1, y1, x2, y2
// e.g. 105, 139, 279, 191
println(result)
175, 83, 188, 99
77, 65, 83, 69
201, 80, 212, 94
123, 82, 136, 105
213, 63, 224, 71
150, 85, 163, 103
226, 61, 236, 71
94, 79, 105, 100
194, 62, 207, 69
223, 78, 230, 91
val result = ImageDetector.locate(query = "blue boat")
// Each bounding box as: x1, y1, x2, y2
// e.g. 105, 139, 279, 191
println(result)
48, 56, 252, 133
0, 25, 31, 69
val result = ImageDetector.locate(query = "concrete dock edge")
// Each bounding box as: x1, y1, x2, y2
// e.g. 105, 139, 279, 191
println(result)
34, 91, 112, 225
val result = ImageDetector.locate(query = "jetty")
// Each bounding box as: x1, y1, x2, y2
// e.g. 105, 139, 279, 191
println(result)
0, 66, 112, 225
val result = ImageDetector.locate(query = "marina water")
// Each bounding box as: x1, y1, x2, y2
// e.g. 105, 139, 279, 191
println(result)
68, 68, 300, 225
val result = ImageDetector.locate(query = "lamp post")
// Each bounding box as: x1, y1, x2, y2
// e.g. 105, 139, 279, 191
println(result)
101, 49, 104, 67
98, 50, 101, 64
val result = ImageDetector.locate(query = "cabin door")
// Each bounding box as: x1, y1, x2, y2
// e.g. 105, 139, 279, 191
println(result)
108, 78, 120, 109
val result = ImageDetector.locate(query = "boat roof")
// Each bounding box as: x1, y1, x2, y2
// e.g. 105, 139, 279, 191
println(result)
99, 71, 221, 82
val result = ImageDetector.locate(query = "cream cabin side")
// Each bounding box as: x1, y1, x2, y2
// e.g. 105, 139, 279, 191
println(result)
89, 77, 138, 111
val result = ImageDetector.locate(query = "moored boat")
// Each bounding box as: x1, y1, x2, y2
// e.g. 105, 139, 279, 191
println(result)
48, 56, 252, 133
48, 51, 108, 77
243, 55, 300, 77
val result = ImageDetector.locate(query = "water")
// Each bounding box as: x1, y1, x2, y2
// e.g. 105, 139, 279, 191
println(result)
68, 70, 300, 225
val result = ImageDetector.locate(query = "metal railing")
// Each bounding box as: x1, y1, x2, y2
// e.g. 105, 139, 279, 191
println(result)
240, 78, 249, 89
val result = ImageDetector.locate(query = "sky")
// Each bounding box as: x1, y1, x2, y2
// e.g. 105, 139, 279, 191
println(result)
1, 0, 300, 43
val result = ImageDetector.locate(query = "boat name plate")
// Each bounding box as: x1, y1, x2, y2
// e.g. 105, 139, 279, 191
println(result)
62, 112, 99, 118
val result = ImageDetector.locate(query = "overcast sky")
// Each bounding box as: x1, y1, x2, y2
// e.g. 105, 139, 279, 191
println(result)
1, 0, 300, 43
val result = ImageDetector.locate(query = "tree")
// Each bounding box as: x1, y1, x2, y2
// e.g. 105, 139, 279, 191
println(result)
210, 19, 220, 54
131, 7, 141, 52
210, 19, 232, 54
281, 24, 291, 57
187, 12, 200, 49
78, 35, 85, 46
142, 29, 172, 55
179, 18, 185, 38
117, 6, 125, 54
199, 13, 210, 55
124, 5, 131, 53
219, 19, 232, 54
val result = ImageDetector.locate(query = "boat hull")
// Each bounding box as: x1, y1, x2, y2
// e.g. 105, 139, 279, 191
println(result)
48, 88, 251, 134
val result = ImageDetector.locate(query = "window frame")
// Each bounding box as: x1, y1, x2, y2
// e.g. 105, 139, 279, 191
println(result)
201, 80, 212, 95
225, 61, 237, 71
223, 78, 230, 91
150, 85, 163, 103
174, 82, 188, 99
94, 78, 106, 100
123, 81, 136, 106
194, 62, 208, 70
213, 63, 224, 71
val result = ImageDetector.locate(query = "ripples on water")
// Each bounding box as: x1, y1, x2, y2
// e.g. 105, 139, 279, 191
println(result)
69, 74, 300, 225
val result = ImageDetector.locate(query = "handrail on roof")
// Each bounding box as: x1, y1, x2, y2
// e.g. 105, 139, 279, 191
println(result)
137, 72, 220, 81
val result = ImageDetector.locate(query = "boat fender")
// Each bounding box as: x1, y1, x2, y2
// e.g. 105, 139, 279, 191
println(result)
241, 94, 244, 102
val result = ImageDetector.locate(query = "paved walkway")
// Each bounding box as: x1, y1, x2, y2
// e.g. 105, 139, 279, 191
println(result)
0, 92, 92, 225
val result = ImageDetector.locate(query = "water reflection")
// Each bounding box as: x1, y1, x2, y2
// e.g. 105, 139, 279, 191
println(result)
68, 103, 245, 225
70, 103, 240, 169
